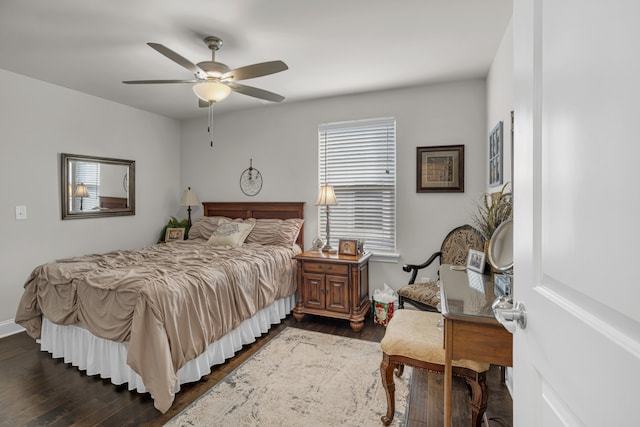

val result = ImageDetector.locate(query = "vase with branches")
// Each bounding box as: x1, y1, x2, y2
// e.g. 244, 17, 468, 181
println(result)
471, 183, 513, 240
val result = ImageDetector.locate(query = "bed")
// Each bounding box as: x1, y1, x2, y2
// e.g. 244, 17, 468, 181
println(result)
15, 201, 305, 413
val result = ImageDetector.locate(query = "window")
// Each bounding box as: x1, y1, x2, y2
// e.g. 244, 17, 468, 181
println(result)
318, 117, 396, 256
70, 161, 100, 211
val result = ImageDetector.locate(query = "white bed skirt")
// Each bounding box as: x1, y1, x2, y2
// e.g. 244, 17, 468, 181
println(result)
40, 294, 296, 394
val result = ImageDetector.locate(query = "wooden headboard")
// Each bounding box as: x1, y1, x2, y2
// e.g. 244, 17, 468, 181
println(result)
202, 202, 306, 249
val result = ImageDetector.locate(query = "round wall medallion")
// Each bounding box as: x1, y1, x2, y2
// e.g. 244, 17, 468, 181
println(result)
239, 159, 263, 196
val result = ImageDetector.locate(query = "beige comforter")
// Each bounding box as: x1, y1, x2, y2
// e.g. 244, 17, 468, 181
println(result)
15, 239, 300, 413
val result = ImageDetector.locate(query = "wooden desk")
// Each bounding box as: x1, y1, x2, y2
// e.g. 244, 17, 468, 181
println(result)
439, 265, 513, 427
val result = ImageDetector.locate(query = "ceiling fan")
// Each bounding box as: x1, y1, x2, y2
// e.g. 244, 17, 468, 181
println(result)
123, 36, 288, 106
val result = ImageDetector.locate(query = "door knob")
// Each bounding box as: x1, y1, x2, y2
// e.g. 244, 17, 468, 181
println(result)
492, 296, 527, 333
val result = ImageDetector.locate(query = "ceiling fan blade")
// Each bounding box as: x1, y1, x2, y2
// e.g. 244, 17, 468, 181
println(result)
123, 79, 197, 84
221, 60, 288, 82
227, 82, 285, 102
147, 42, 205, 77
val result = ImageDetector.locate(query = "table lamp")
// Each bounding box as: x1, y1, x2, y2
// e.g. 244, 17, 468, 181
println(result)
74, 183, 89, 211
315, 184, 338, 252
180, 187, 199, 227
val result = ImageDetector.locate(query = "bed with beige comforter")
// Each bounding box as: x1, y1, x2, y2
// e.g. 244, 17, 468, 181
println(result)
15, 239, 299, 413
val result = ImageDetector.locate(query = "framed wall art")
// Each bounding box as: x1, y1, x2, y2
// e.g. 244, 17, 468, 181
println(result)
416, 145, 464, 192
489, 121, 503, 187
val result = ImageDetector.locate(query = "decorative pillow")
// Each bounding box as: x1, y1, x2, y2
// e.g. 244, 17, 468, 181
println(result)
188, 216, 223, 240
273, 218, 304, 247
188, 216, 242, 240
245, 219, 281, 245
207, 218, 256, 247
245, 218, 304, 247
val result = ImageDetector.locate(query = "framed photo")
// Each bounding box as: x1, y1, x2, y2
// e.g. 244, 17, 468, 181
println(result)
489, 121, 503, 187
165, 227, 185, 242
467, 249, 486, 273
416, 145, 464, 192
338, 239, 358, 255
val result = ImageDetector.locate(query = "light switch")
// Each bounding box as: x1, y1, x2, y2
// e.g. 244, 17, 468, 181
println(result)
15, 205, 27, 220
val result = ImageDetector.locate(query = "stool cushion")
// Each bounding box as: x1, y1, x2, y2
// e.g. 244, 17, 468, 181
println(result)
397, 281, 440, 308
380, 309, 490, 373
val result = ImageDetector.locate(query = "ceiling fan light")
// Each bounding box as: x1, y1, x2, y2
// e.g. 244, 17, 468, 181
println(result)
192, 82, 232, 103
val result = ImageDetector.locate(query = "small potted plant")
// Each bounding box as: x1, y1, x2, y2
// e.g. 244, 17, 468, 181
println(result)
159, 216, 190, 243
471, 183, 513, 243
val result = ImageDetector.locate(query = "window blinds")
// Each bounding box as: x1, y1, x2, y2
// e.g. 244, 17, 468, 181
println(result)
72, 161, 100, 211
318, 117, 396, 253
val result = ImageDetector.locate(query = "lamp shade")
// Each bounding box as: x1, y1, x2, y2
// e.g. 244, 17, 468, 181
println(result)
315, 184, 338, 206
74, 183, 89, 198
180, 187, 199, 207
192, 82, 232, 103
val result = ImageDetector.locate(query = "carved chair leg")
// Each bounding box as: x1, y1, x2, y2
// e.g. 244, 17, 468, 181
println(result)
380, 353, 397, 426
464, 373, 489, 427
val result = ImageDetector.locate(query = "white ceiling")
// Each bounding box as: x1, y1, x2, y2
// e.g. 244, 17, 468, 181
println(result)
0, 0, 512, 121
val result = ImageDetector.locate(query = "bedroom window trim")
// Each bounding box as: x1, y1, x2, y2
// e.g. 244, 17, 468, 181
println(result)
318, 117, 397, 259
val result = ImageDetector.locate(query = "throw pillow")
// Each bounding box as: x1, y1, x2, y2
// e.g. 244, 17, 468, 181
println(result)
273, 218, 304, 247
207, 218, 256, 247
245, 218, 304, 247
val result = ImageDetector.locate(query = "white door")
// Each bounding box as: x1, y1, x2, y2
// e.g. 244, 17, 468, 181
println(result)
513, 0, 640, 425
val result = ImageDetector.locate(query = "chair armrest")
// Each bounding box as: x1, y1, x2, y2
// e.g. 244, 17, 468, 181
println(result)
402, 251, 442, 284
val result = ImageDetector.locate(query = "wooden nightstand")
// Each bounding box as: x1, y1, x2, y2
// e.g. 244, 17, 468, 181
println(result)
292, 250, 371, 332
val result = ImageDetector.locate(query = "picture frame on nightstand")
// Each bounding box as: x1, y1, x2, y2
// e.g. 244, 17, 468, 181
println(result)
338, 239, 358, 255
165, 227, 185, 242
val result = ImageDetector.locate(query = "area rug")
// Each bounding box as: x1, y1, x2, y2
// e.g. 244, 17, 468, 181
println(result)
165, 327, 410, 427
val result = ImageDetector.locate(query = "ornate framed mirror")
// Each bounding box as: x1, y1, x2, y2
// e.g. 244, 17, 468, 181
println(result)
60, 153, 135, 220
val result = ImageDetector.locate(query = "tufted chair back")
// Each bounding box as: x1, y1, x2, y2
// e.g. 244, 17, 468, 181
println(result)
440, 225, 485, 265
398, 224, 485, 311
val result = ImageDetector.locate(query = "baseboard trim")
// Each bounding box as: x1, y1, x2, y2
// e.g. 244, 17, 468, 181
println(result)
505, 366, 513, 397
0, 319, 25, 339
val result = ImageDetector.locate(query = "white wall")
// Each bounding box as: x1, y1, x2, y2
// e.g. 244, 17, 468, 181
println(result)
487, 18, 514, 192
486, 17, 515, 393
0, 69, 181, 332
181, 79, 489, 293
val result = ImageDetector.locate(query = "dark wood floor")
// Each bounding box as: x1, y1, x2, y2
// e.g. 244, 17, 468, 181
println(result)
0, 314, 511, 426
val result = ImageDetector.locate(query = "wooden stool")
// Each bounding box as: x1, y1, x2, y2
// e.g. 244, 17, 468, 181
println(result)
379, 309, 490, 426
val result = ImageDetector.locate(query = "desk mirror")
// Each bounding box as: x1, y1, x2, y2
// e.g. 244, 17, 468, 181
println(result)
488, 218, 513, 272
61, 153, 135, 220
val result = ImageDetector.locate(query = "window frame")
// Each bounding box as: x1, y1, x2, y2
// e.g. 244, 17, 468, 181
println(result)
317, 117, 398, 260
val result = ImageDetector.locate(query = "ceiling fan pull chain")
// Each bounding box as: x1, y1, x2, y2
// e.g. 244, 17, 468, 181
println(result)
209, 103, 214, 147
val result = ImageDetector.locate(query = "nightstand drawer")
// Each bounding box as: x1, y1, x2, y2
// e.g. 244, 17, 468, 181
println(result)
304, 262, 348, 275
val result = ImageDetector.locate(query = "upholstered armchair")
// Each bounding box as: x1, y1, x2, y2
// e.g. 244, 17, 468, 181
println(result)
398, 224, 485, 311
